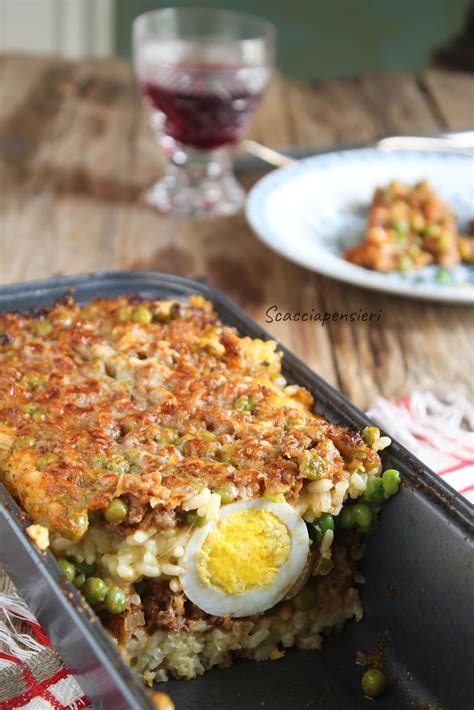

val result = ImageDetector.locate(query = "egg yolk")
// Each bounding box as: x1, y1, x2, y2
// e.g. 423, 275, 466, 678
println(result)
198, 509, 291, 595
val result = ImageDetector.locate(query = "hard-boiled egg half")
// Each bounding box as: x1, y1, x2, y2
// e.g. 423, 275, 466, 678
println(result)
180, 499, 310, 617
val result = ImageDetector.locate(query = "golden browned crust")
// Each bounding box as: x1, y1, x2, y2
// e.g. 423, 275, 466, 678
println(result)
0, 295, 379, 539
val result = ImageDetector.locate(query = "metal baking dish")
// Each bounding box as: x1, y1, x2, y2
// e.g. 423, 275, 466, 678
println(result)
0, 272, 472, 710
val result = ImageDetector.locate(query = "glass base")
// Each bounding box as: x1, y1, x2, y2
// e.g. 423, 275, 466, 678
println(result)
145, 146, 245, 218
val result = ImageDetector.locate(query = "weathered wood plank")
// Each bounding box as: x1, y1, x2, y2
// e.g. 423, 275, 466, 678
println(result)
357, 72, 442, 135
312, 278, 474, 407
423, 69, 474, 130
287, 78, 381, 147
247, 72, 297, 148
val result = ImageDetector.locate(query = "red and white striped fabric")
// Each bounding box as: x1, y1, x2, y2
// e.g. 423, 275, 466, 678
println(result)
0, 593, 89, 709
0, 391, 472, 708
367, 391, 474, 503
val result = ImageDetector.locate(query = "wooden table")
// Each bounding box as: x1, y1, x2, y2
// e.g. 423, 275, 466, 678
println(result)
0, 53, 473, 410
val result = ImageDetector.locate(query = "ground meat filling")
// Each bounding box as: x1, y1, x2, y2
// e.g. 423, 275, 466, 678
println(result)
135, 541, 358, 636
140, 581, 233, 633
143, 583, 187, 632
100, 603, 145, 643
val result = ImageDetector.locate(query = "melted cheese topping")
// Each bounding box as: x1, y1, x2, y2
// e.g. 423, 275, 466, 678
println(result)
0, 295, 380, 540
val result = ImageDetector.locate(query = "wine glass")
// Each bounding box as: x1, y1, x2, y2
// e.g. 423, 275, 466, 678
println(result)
133, 7, 275, 218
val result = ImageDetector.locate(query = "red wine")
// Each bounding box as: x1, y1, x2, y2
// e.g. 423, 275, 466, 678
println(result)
140, 64, 266, 151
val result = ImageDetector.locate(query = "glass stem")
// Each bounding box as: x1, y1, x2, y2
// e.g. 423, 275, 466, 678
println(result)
170, 144, 233, 182
146, 142, 245, 217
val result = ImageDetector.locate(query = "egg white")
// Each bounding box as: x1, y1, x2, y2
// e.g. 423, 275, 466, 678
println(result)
179, 499, 310, 617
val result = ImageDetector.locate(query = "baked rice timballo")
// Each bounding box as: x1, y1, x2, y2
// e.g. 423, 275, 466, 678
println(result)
0, 295, 400, 684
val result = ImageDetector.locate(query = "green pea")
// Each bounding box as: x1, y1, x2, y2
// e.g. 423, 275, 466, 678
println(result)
199, 430, 216, 442
424, 223, 441, 238
318, 513, 334, 534
363, 478, 386, 504
57, 558, 76, 583
83, 577, 109, 605
77, 560, 96, 576
186, 511, 207, 527
398, 256, 413, 272
104, 498, 128, 524
292, 586, 316, 611
234, 395, 256, 413
215, 483, 237, 505
131, 305, 153, 324
351, 502, 373, 530
156, 427, 180, 445
94, 454, 129, 474
125, 447, 141, 464
21, 403, 37, 416
73, 572, 86, 588
382, 469, 401, 497
14, 435, 36, 449
286, 417, 305, 429
21, 373, 44, 389
33, 320, 52, 336
301, 450, 327, 480
361, 669, 386, 697
105, 587, 127, 614
106, 457, 130, 474
36, 453, 59, 469
361, 426, 379, 448
91, 454, 107, 469
435, 268, 452, 284
135, 579, 149, 597
392, 219, 409, 233
338, 506, 355, 529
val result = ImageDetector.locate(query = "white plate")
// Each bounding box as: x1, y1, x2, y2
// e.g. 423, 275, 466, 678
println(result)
246, 149, 474, 303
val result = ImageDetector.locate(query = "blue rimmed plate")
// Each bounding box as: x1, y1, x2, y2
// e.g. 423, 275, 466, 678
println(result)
246, 148, 474, 303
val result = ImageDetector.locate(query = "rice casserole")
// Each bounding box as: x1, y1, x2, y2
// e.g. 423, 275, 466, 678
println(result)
0, 294, 399, 684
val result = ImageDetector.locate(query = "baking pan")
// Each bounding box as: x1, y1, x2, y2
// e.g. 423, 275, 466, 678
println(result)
0, 271, 472, 710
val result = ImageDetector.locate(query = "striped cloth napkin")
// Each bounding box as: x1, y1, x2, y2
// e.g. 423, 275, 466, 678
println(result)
0, 585, 89, 709
367, 391, 474, 502
0, 392, 472, 709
